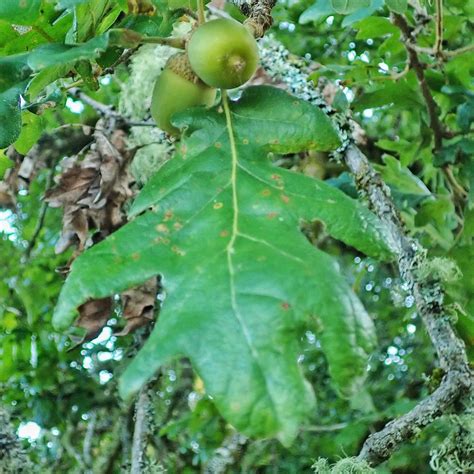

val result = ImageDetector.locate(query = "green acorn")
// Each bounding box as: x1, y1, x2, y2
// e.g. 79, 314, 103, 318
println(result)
151, 53, 217, 135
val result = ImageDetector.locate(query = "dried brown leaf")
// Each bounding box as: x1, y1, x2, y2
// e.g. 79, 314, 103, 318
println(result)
116, 278, 157, 336
46, 121, 135, 254
74, 297, 113, 343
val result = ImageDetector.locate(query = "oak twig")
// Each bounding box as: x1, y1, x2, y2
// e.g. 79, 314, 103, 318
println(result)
139, 36, 185, 49
391, 13, 445, 151
434, 0, 443, 56
24, 155, 60, 260
130, 385, 151, 474
231, 0, 277, 37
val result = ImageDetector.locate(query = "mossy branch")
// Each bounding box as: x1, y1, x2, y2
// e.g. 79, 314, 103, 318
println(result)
258, 35, 473, 467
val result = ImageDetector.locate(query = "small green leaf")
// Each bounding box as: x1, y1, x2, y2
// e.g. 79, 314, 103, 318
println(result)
375, 155, 432, 206
75, 60, 99, 91
331, 0, 370, 14
27, 35, 110, 70
27, 65, 71, 100
0, 82, 26, 149
353, 81, 423, 111
333, 89, 350, 112
457, 99, 474, 132
299, 0, 336, 24
385, 0, 407, 14
0, 53, 31, 93
342, 0, 384, 26
355, 17, 398, 40
14, 111, 45, 155
0, 151, 14, 179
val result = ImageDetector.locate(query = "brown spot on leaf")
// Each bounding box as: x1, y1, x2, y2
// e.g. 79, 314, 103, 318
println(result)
163, 209, 174, 221
242, 138, 249, 145
156, 223, 169, 233
132, 252, 141, 261
261, 189, 271, 197
281, 302, 291, 310
280, 194, 290, 204
220, 230, 229, 238
267, 212, 278, 219
171, 245, 186, 256
173, 222, 183, 230
213, 202, 223, 209
215, 142, 222, 149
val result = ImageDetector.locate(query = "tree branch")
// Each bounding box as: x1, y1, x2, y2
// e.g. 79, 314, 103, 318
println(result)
231, 0, 277, 37
345, 145, 472, 466
391, 13, 444, 151
434, 0, 443, 55
258, 35, 473, 467
130, 385, 151, 474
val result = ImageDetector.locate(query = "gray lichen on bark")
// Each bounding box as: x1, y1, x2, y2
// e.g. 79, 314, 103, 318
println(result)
258, 34, 473, 467
0, 407, 31, 473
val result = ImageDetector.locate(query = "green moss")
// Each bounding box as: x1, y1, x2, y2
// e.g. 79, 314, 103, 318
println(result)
312, 457, 376, 473
416, 257, 462, 284
429, 409, 474, 473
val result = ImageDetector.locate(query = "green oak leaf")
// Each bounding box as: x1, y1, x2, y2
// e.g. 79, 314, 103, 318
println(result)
0, 0, 42, 25
53, 86, 394, 444
0, 81, 27, 149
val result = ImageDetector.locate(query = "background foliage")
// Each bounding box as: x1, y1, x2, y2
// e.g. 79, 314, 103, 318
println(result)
0, 0, 473, 472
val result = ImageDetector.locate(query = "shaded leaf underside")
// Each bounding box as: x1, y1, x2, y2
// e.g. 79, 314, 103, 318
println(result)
53, 86, 393, 443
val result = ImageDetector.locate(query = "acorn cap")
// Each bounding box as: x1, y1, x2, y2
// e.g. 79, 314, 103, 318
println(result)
166, 53, 203, 84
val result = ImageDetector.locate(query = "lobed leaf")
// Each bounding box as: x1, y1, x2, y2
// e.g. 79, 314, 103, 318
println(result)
53, 86, 394, 444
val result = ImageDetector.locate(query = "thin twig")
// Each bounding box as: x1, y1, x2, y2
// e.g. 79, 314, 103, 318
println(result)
24, 156, 60, 259
197, 0, 206, 24
444, 44, 474, 57
434, 0, 443, 55
130, 385, 151, 474
301, 422, 348, 432
83, 411, 97, 468
392, 13, 445, 151
139, 36, 185, 49
69, 88, 122, 119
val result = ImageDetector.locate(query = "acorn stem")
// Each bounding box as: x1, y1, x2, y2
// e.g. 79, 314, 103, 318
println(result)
197, 0, 206, 24
140, 36, 185, 49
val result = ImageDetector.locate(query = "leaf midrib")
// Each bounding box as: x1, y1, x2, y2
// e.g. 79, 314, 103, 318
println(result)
223, 92, 279, 424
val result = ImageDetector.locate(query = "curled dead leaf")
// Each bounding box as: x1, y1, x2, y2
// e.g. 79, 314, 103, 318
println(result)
116, 277, 158, 336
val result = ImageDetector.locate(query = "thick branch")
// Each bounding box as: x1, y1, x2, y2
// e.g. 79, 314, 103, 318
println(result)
391, 13, 444, 151
345, 145, 472, 465
258, 36, 473, 467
